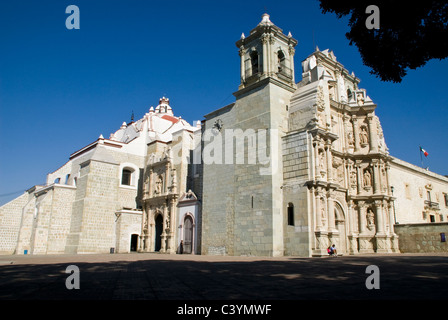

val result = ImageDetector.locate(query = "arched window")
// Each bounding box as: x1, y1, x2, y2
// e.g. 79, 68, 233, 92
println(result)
119, 162, 140, 188
278, 50, 286, 71
121, 168, 133, 186
250, 50, 259, 75
287, 203, 294, 226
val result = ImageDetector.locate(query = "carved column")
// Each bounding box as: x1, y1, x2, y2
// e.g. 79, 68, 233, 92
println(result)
367, 113, 378, 152
160, 203, 167, 253
374, 200, 385, 235
325, 141, 333, 182
313, 139, 320, 180
262, 33, 268, 74
352, 116, 359, 152
315, 189, 323, 230
355, 163, 362, 194
327, 191, 336, 232
374, 200, 388, 252
289, 45, 295, 83
347, 200, 359, 254
358, 201, 367, 234
239, 46, 246, 85
372, 161, 380, 194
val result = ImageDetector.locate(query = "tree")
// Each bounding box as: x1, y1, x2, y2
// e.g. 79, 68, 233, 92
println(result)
319, 0, 448, 82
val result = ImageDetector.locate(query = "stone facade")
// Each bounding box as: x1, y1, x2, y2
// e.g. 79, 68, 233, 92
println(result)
0, 97, 200, 255
200, 14, 447, 257
1, 13, 447, 257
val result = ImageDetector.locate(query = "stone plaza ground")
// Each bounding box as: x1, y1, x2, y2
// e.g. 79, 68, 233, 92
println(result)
1, 252, 447, 302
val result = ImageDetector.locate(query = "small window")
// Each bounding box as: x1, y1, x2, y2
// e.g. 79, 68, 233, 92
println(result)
121, 169, 132, 186
250, 51, 259, 75
287, 203, 294, 226
65, 174, 70, 185
54, 177, 61, 184
427, 191, 431, 202
430, 215, 435, 223
444, 194, 448, 207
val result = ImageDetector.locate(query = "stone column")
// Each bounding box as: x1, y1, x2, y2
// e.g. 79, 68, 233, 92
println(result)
160, 203, 167, 253
327, 191, 336, 232
289, 45, 295, 83
355, 163, 362, 194
347, 200, 358, 254
352, 116, 359, 152
372, 161, 380, 194
374, 200, 388, 253
374, 200, 385, 235
358, 201, 366, 234
367, 114, 378, 153
315, 189, 323, 230
262, 33, 268, 74
239, 46, 246, 84
313, 139, 320, 180
325, 141, 333, 182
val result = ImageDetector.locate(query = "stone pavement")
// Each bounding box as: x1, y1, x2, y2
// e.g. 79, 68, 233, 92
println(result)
0, 252, 447, 301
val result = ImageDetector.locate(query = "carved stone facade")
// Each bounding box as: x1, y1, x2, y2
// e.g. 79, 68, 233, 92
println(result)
289, 49, 399, 256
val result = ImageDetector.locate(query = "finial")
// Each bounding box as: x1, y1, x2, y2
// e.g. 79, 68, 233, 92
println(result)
131, 110, 134, 122
288, 31, 292, 38
259, 13, 273, 26
241, 32, 245, 39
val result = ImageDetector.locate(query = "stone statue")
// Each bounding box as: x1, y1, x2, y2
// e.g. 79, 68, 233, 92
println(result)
360, 127, 369, 145
155, 175, 163, 194
363, 169, 372, 187
367, 208, 375, 230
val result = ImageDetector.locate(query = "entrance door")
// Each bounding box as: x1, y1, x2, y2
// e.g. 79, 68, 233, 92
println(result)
155, 215, 163, 252
183, 216, 193, 254
335, 203, 347, 255
130, 234, 138, 252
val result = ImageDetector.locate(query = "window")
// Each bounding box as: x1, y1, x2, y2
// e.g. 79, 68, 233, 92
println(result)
427, 191, 431, 202
287, 203, 294, 226
121, 169, 132, 186
250, 51, 259, 75
277, 50, 286, 71
444, 194, 448, 207
119, 163, 140, 188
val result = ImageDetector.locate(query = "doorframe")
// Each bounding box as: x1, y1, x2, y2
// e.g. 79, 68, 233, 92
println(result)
179, 212, 195, 254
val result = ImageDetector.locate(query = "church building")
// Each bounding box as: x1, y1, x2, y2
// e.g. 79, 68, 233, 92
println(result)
0, 14, 447, 257
200, 14, 448, 257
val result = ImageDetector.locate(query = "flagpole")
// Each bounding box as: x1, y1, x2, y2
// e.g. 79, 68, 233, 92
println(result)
419, 145, 423, 168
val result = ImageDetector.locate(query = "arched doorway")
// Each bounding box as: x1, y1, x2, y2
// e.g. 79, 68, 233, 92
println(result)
335, 202, 347, 255
130, 234, 138, 252
183, 216, 194, 254
155, 214, 163, 252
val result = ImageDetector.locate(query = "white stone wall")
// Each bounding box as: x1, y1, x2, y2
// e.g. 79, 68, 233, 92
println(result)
0, 193, 29, 254
389, 158, 448, 224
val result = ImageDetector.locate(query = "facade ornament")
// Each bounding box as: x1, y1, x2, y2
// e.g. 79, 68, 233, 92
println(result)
363, 169, 372, 187
359, 126, 369, 145
367, 208, 375, 230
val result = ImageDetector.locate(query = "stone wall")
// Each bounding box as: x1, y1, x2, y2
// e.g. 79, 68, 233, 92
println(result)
395, 223, 448, 253
0, 193, 29, 254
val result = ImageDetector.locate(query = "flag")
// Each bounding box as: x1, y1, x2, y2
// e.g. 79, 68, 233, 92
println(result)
420, 146, 429, 157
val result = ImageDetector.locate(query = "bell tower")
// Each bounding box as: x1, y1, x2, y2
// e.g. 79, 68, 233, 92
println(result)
235, 13, 298, 91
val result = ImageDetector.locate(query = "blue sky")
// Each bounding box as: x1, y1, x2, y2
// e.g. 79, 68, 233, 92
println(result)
1, 0, 447, 205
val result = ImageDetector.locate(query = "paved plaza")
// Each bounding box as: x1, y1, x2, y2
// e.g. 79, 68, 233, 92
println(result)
0, 252, 447, 301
